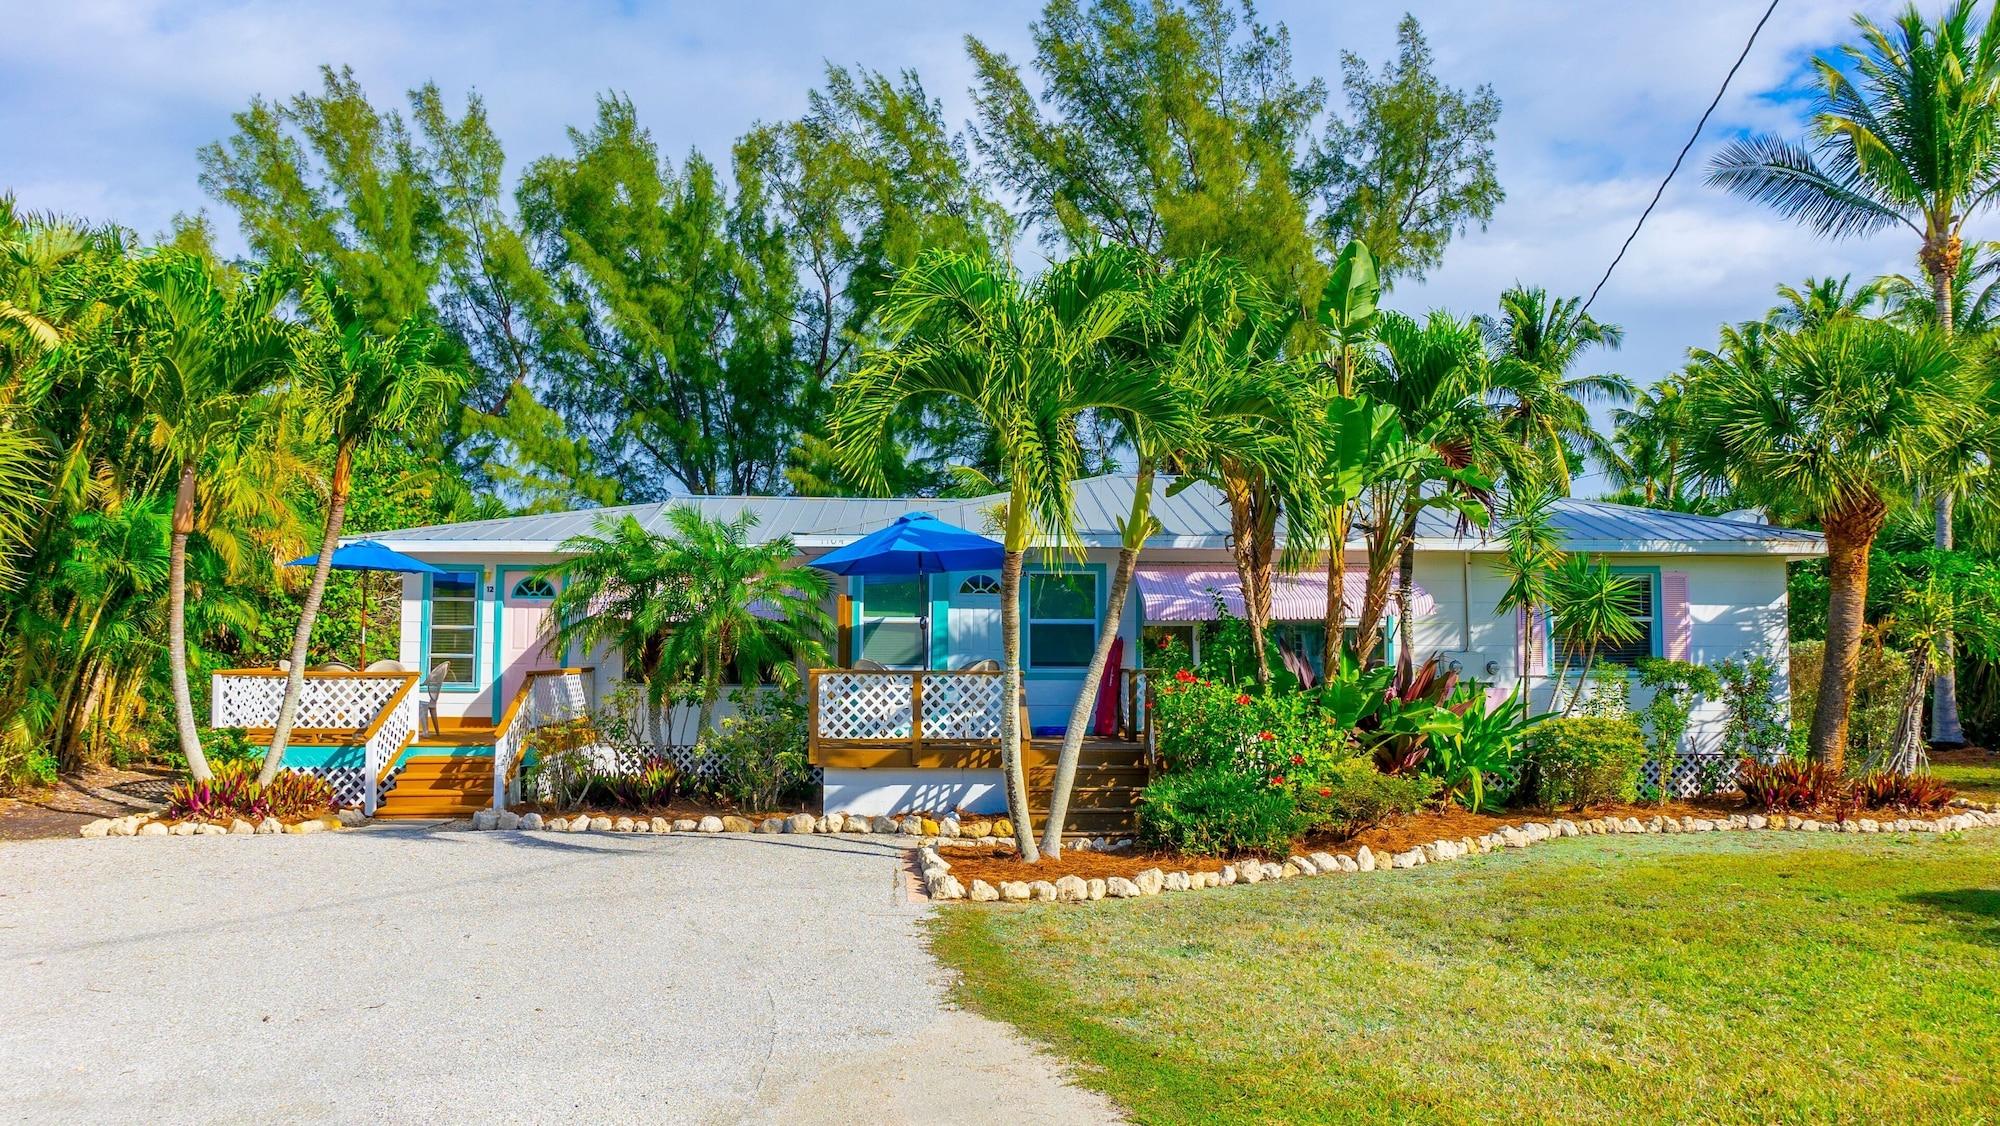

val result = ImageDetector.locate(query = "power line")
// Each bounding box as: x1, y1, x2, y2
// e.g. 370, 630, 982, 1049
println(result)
1582, 0, 1783, 313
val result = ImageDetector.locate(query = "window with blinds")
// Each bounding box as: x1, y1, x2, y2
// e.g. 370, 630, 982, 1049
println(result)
429, 571, 480, 687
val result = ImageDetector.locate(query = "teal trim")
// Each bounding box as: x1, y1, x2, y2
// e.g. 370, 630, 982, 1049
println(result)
489, 565, 505, 722
1022, 561, 1109, 675
421, 568, 484, 694
847, 577, 862, 664
248, 744, 367, 770
856, 574, 928, 669
928, 573, 949, 670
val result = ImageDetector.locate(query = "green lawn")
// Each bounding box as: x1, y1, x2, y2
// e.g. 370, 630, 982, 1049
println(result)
931, 832, 2000, 1125
1932, 755, 2000, 803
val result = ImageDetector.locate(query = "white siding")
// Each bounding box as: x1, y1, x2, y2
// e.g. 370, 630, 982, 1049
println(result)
1409, 551, 1791, 752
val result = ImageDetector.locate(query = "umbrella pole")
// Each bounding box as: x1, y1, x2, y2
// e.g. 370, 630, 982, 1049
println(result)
359, 576, 368, 667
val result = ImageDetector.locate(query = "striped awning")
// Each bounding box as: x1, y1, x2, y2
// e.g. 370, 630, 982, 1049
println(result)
1135, 565, 1435, 623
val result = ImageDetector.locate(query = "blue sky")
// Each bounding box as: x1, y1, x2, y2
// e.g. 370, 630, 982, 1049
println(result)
0, 0, 1927, 492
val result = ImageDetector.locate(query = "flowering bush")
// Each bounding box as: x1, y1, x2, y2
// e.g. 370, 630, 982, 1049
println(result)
1152, 669, 1346, 787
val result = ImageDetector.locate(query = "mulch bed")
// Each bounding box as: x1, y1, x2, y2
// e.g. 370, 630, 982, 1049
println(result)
938, 797, 1756, 886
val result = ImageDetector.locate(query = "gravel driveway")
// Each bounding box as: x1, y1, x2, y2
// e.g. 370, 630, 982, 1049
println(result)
0, 826, 1121, 1124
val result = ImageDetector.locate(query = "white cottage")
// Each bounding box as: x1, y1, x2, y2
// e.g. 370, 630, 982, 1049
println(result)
210, 475, 1822, 826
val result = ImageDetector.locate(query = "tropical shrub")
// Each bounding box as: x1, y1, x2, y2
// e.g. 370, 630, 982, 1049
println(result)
1717, 656, 1789, 760
165, 760, 268, 821
1855, 770, 1956, 812
583, 756, 682, 809
1736, 757, 1854, 813
263, 770, 336, 818
1635, 658, 1721, 804
697, 688, 812, 811
1296, 757, 1437, 838
1137, 769, 1303, 857
1422, 684, 1538, 810
1519, 717, 1646, 810
1575, 660, 1633, 719
1151, 670, 1346, 783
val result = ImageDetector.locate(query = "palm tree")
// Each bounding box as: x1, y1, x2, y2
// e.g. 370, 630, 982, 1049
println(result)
544, 516, 694, 746
1306, 240, 1385, 669
1708, 0, 2000, 743
1355, 310, 1496, 663
260, 274, 465, 784
650, 505, 830, 738
1605, 375, 1695, 509
1492, 470, 1565, 716
1546, 557, 1643, 715
124, 251, 294, 781
1881, 240, 2000, 332
1885, 574, 1996, 774
1685, 316, 1968, 771
834, 248, 1178, 862
1769, 274, 1884, 330
1476, 285, 1631, 493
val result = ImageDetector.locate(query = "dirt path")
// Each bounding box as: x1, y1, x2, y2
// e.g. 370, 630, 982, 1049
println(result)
0, 766, 168, 840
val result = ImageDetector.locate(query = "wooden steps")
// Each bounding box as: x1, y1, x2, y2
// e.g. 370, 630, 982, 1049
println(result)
376, 755, 494, 819
1026, 747, 1149, 835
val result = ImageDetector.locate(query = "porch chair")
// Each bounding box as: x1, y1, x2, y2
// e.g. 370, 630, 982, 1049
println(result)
364, 659, 406, 673
420, 661, 452, 736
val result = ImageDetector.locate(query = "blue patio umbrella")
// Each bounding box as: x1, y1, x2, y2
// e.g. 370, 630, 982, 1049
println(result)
812, 512, 1004, 668
286, 540, 445, 666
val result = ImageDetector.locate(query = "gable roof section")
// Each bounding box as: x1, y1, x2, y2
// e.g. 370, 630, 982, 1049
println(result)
365, 474, 1824, 558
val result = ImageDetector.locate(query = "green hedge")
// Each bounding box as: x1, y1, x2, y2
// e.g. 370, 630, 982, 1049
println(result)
1137, 769, 1304, 858
1520, 716, 1646, 811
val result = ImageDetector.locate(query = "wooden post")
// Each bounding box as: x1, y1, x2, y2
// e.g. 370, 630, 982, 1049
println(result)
910, 670, 925, 766
807, 668, 822, 765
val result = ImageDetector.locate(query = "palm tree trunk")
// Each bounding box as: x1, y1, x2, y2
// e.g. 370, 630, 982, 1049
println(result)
1395, 530, 1417, 666
1890, 649, 1932, 776
1220, 464, 1273, 684
1320, 507, 1349, 673
261, 440, 353, 785
1042, 465, 1153, 857
1927, 249, 1967, 747
1931, 490, 1967, 745
1813, 505, 1885, 773
168, 462, 210, 782
998, 539, 1039, 862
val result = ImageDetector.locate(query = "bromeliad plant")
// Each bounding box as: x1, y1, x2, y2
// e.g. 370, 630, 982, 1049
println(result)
164, 759, 269, 821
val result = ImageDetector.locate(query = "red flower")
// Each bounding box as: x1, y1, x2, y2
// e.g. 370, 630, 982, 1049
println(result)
1270, 774, 1286, 787
1318, 788, 1332, 798
1235, 693, 1251, 706
1258, 730, 1276, 742
1174, 669, 1195, 683
1290, 754, 1304, 766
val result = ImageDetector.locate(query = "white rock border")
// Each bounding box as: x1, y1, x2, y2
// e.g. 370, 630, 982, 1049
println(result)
465, 807, 1054, 848
916, 804, 2000, 904
77, 809, 364, 838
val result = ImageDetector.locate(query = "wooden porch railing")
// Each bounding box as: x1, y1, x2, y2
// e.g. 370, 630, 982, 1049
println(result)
491, 667, 596, 813
808, 666, 1155, 766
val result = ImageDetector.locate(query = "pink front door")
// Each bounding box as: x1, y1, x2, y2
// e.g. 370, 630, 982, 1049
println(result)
500, 573, 562, 708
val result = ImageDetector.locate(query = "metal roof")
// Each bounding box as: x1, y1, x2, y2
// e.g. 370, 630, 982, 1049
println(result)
364, 475, 1824, 558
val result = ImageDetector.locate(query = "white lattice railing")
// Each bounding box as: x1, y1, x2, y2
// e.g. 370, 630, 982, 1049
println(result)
808, 669, 1011, 755
210, 670, 413, 732
361, 682, 421, 816
491, 668, 596, 812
